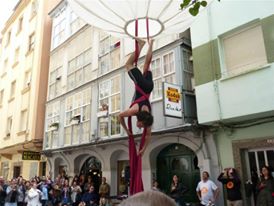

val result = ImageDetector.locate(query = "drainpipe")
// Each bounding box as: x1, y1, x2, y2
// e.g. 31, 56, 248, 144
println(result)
207, 4, 223, 121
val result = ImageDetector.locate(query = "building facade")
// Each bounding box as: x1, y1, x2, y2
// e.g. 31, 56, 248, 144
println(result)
43, 1, 222, 204
0, 0, 60, 180
191, 1, 274, 205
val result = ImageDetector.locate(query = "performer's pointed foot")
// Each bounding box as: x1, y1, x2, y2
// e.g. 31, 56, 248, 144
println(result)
134, 37, 146, 48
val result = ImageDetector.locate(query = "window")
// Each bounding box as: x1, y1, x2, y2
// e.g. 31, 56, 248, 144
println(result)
20, 110, 27, 131
14, 48, 20, 64
48, 67, 62, 100
151, 58, 161, 100
45, 130, 58, 149
98, 75, 121, 137
64, 88, 91, 145
0, 90, 4, 106
23, 71, 31, 88
98, 35, 120, 75
1, 58, 8, 76
53, 19, 65, 48
17, 17, 23, 34
67, 48, 92, 91
28, 33, 35, 52
6, 116, 13, 136
5, 31, 11, 47
70, 11, 85, 34
45, 101, 60, 149
46, 101, 60, 126
182, 49, 194, 91
222, 24, 267, 76
163, 52, 175, 82
151, 51, 176, 100
10, 81, 16, 100
1, 162, 9, 179
31, 0, 38, 16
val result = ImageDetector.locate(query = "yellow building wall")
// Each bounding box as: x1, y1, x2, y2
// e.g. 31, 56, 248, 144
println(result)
0, 0, 61, 180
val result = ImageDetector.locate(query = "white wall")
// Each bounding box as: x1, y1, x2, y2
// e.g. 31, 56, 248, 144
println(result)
191, 0, 274, 48
196, 64, 274, 124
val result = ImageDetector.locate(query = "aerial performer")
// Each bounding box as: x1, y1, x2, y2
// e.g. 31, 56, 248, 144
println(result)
118, 38, 154, 156
118, 37, 154, 195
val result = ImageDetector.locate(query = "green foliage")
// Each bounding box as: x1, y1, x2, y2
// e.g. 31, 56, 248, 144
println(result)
180, 0, 220, 16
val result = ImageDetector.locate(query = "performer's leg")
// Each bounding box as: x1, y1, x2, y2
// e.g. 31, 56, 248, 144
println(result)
125, 38, 145, 71
143, 38, 154, 73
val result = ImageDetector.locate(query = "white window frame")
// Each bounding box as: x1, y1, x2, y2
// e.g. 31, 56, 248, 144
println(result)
220, 23, 268, 78
48, 67, 62, 100
52, 7, 67, 49
19, 109, 28, 132
6, 116, 13, 136
98, 35, 120, 75
67, 48, 92, 91
45, 101, 60, 149
64, 88, 91, 146
151, 51, 176, 102
69, 10, 85, 35
98, 75, 121, 138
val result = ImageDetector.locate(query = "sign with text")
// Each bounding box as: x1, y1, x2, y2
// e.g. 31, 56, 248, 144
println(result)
22, 151, 41, 161
163, 82, 183, 118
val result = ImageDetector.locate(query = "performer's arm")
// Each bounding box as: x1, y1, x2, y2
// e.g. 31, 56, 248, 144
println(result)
138, 127, 152, 156
118, 107, 137, 136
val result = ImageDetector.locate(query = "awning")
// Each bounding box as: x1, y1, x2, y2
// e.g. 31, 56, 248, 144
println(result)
67, 0, 213, 38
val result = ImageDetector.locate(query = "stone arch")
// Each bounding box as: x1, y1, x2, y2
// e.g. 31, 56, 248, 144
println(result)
53, 156, 69, 178
109, 148, 128, 195
74, 154, 104, 175
73, 149, 105, 174
141, 133, 208, 190
145, 134, 206, 170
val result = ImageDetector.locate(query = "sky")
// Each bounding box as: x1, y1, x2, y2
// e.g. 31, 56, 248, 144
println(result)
0, 0, 19, 32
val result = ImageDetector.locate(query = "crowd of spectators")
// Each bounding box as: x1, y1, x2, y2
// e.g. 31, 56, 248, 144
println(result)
0, 174, 111, 206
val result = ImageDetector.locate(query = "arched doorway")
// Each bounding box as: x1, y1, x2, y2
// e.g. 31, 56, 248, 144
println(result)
80, 156, 102, 193
157, 144, 200, 204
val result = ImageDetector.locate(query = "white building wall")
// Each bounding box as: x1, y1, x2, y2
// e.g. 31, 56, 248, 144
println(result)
191, 0, 274, 48
196, 64, 274, 124
191, 1, 274, 124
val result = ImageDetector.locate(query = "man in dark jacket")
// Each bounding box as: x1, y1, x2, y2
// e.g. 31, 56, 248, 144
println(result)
218, 168, 243, 206
81, 186, 99, 206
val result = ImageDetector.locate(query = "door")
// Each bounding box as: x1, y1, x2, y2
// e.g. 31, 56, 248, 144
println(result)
157, 144, 200, 204
13, 166, 21, 178
80, 156, 102, 193
117, 160, 129, 195
244, 148, 274, 206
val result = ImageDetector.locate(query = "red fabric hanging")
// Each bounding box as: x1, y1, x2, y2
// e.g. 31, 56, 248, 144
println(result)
128, 18, 151, 195
128, 85, 150, 195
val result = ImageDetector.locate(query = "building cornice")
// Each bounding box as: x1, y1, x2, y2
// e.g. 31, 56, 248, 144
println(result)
41, 124, 206, 155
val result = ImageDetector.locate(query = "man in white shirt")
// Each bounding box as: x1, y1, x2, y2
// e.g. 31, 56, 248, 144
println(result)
196, 171, 219, 206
